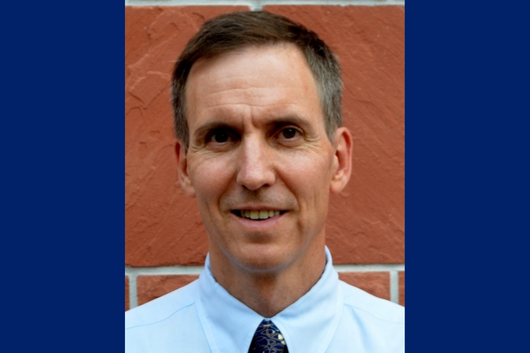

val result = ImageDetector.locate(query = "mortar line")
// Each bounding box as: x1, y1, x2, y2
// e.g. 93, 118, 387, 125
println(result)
128, 273, 138, 309
126, 264, 404, 275
334, 264, 405, 272
126, 265, 205, 276
390, 270, 399, 304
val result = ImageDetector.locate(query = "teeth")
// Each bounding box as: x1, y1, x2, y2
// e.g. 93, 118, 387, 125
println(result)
240, 210, 280, 220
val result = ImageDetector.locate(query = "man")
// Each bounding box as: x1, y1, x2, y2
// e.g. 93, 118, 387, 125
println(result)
126, 11, 404, 352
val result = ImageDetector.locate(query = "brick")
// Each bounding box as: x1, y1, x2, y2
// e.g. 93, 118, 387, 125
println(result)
125, 6, 404, 266
338, 272, 390, 300
125, 276, 130, 311
137, 275, 199, 306
399, 271, 405, 306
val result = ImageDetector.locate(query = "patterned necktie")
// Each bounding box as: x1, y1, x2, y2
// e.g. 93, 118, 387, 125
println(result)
248, 319, 289, 353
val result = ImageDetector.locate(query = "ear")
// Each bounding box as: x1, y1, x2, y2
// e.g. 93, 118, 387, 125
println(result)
175, 141, 196, 198
330, 127, 353, 194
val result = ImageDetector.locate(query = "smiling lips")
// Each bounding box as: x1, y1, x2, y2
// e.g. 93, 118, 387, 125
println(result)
232, 210, 284, 220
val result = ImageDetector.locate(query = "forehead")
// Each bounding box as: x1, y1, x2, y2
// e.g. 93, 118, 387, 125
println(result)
184, 44, 323, 129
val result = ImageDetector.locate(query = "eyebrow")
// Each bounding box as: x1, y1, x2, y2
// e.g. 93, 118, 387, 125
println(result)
266, 115, 310, 126
263, 115, 317, 136
193, 121, 235, 140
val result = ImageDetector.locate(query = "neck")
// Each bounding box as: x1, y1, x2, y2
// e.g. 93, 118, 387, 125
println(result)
209, 242, 326, 318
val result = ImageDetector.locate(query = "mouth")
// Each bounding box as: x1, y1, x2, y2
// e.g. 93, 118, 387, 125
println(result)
231, 210, 286, 221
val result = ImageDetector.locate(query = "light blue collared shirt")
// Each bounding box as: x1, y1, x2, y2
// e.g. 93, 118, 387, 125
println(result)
125, 248, 404, 352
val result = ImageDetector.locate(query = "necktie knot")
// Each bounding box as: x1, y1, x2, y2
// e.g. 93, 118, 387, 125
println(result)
248, 319, 288, 353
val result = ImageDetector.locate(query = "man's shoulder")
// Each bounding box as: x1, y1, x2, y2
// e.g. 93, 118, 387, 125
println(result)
125, 280, 211, 352
339, 279, 404, 325
328, 281, 404, 352
125, 279, 198, 330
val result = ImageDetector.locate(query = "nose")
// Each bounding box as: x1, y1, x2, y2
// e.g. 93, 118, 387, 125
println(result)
236, 136, 276, 191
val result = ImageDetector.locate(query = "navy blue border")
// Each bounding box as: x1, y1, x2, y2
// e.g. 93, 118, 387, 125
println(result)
2, 2, 124, 351
406, 2, 530, 351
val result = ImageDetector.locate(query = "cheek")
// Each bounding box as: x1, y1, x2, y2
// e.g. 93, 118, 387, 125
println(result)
282, 148, 334, 181
279, 153, 334, 205
188, 155, 235, 199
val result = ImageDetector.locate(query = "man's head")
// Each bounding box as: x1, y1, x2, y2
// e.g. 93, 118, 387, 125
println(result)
171, 11, 343, 150
172, 11, 352, 277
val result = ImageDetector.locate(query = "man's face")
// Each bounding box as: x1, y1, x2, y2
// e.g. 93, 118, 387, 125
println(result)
177, 44, 351, 273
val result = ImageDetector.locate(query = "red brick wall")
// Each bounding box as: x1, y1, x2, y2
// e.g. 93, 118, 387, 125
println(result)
125, 5, 404, 309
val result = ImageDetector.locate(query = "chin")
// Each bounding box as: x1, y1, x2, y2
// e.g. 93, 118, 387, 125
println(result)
233, 246, 295, 274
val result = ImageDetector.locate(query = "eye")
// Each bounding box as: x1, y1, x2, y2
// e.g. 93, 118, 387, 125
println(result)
280, 127, 298, 139
211, 130, 229, 143
273, 126, 303, 146
205, 128, 239, 149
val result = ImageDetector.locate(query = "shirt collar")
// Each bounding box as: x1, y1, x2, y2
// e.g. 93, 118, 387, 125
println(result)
196, 247, 342, 352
